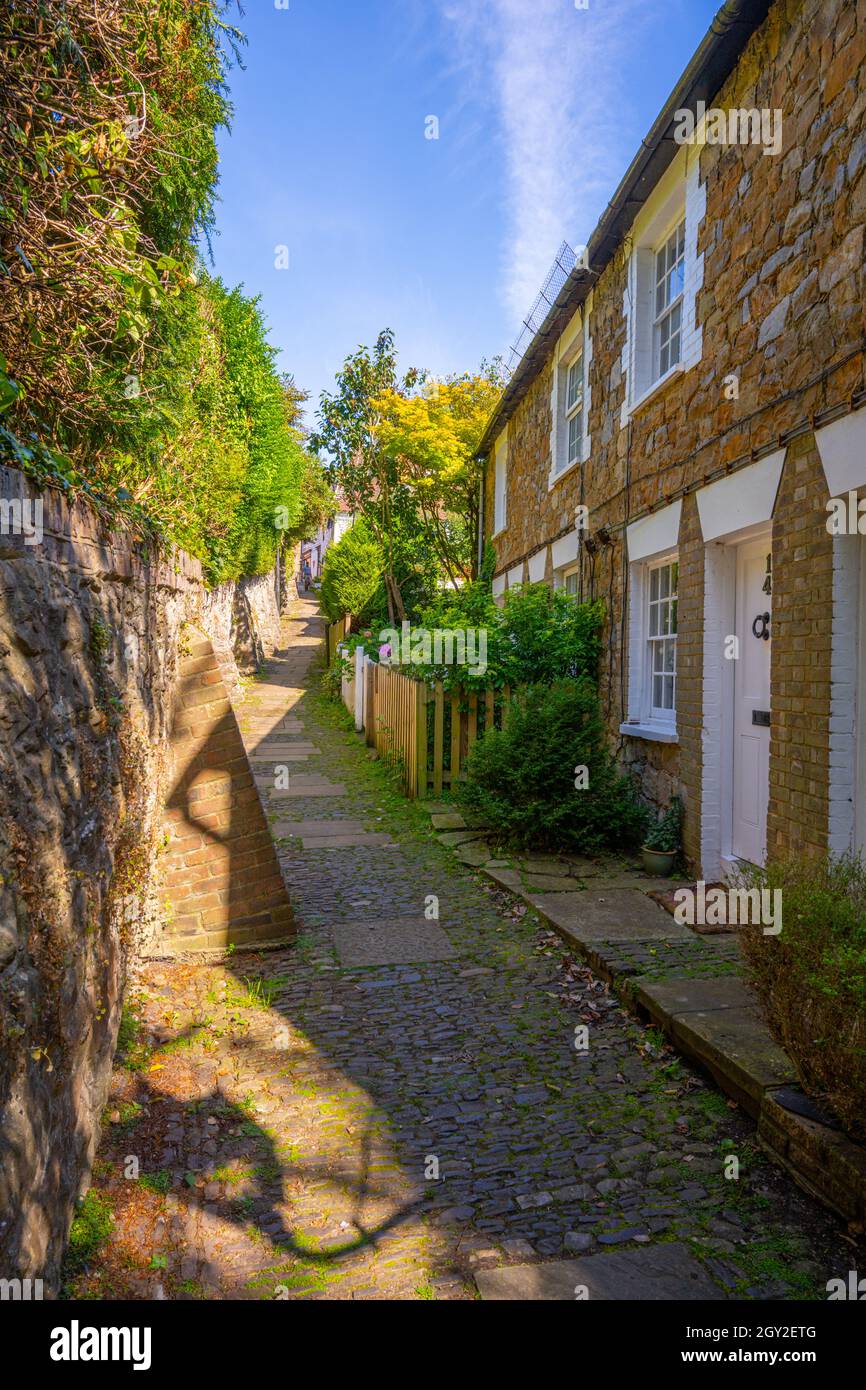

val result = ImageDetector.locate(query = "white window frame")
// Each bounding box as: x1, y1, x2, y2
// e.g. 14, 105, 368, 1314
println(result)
549, 299, 592, 486
645, 555, 679, 723
493, 433, 507, 536
621, 145, 704, 423
563, 563, 580, 597
564, 350, 584, 472
653, 219, 685, 381
621, 547, 680, 743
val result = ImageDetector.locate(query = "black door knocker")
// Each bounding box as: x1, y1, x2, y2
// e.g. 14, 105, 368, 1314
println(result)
752, 612, 771, 641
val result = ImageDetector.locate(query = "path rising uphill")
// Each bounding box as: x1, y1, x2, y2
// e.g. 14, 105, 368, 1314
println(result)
79, 596, 853, 1301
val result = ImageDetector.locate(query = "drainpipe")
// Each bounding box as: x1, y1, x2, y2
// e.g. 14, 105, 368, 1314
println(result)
476, 458, 485, 579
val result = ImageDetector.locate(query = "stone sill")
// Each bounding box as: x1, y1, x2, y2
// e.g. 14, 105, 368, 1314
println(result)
619, 720, 678, 745
547, 454, 584, 492
624, 362, 683, 420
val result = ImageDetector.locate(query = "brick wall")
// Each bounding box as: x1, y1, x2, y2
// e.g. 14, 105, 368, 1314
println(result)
674, 494, 705, 865
768, 435, 834, 860
161, 634, 294, 951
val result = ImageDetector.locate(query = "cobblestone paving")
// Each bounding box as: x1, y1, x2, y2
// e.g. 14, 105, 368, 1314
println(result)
75, 599, 860, 1301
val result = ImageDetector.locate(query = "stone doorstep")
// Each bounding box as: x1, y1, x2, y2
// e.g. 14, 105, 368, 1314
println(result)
475, 1243, 726, 1301
758, 1092, 866, 1226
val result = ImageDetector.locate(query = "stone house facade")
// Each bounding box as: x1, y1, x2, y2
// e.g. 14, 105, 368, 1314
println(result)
480, 0, 866, 877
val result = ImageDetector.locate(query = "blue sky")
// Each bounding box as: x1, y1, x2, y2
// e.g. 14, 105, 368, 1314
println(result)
207, 0, 719, 425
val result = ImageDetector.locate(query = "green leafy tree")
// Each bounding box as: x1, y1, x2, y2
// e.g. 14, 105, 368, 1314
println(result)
319, 519, 385, 624
311, 329, 422, 623
373, 362, 504, 584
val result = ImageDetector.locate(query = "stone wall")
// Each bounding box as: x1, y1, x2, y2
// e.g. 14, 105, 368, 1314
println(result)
0, 464, 290, 1288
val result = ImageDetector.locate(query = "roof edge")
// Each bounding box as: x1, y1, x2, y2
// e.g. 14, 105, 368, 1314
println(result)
477, 0, 774, 457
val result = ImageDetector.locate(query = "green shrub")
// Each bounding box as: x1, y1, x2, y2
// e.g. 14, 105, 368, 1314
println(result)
321, 654, 351, 701
319, 519, 384, 622
65, 1191, 114, 1275
738, 853, 866, 1139
457, 679, 647, 853
399, 582, 605, 693
644, 796, 684, 853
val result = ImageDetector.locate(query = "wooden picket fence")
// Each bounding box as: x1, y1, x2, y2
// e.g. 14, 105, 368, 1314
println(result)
326, 615, 349, 665
365, 660, 516, 799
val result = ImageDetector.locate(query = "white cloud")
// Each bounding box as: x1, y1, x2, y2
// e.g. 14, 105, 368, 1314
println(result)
439, 0, 653, 324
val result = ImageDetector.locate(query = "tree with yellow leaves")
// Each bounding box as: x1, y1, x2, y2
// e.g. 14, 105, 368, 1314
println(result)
373, 363, 504, 586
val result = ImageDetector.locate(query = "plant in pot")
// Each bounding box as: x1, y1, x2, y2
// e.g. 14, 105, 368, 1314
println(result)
641, 796, 683, 876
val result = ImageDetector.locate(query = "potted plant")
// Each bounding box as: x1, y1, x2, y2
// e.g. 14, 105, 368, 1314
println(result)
641, 796, 683, 876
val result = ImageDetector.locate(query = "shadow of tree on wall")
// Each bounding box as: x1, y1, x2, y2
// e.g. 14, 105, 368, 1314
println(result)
161, 630, 294, 955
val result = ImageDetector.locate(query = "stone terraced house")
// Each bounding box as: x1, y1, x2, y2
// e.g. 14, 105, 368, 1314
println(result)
479, 0, 866, 878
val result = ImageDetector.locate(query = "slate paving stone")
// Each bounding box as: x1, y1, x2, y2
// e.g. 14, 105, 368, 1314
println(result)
476, 1243, 727, 1300
528, 888, 693, 944
329, 916, 457, 967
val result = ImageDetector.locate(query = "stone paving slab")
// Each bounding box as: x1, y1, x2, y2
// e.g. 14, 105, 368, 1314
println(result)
299, 832, 396, 850
634, 974, 754, 1021
248, 742, 319, 757
431, 813, 467, 831
329, 915, 456, 967
527, 888, 694, 944
250, 750, 313, 762
476, 1243, 726, 1301
521, 874, 586, 893
455, 843, 493, 867
670, 1006, 798, 1117
274, 819, 367, 837
437, 830, 490, 847
269, 784, 347, 798
515, 857, 577, 877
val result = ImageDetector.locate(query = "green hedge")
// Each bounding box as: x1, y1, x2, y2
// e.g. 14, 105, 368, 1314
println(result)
458, 679, 647, 853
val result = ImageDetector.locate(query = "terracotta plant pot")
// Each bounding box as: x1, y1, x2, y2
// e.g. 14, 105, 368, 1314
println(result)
641, 846, 676, 877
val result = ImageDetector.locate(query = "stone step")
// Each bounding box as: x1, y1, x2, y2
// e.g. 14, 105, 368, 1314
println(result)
475, 1243, 726, 1301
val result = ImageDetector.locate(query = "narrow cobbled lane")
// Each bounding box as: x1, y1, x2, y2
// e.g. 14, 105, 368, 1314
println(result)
75, 598, 856, 1301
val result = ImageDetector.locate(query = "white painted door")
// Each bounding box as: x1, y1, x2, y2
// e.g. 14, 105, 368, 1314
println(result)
732, 537, 772, 865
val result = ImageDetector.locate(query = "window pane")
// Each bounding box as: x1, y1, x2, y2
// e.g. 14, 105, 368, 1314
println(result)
650, 567, 659, 601
566, 357, 582, 411
653, 674, 663, 708
664, 676, 675, 709
568, 412, 581, 464
670, 598, 678, 634
664, 638, 675, 673
659, 565, 670, 598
